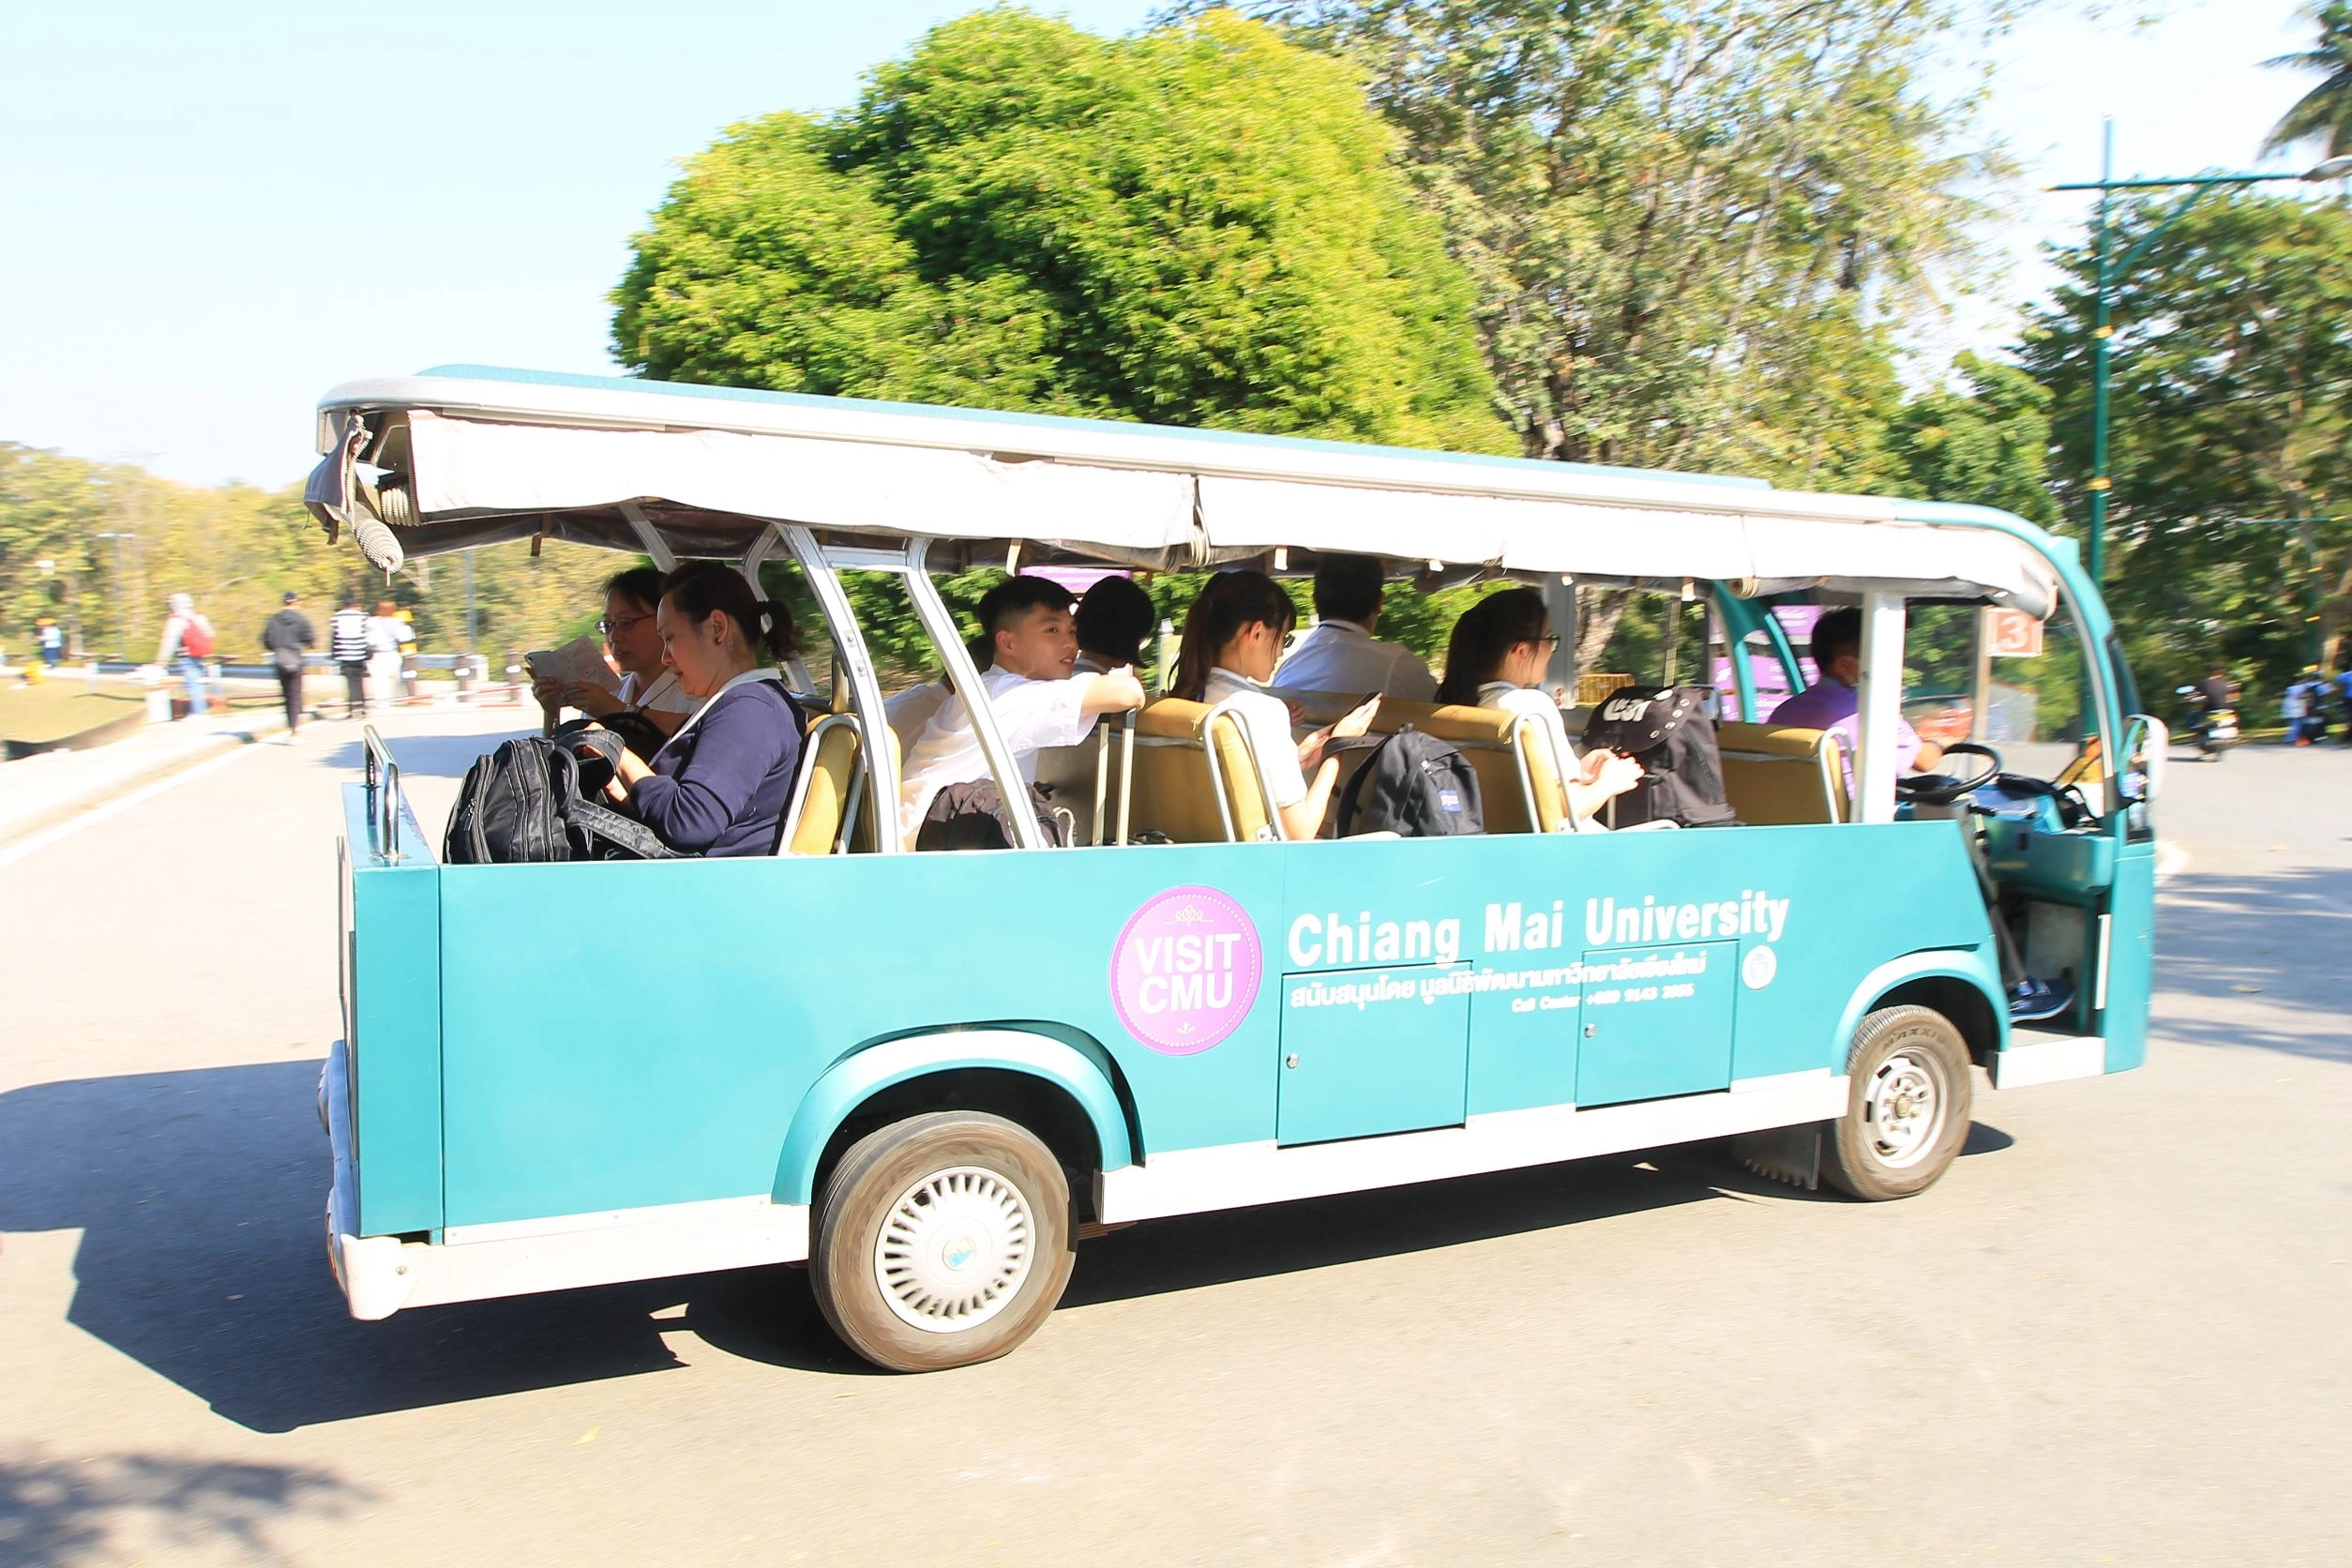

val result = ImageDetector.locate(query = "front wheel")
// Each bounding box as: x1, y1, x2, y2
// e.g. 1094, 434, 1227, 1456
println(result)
810, 1111, 1076, 1371
1822, 1005, 1973, 1200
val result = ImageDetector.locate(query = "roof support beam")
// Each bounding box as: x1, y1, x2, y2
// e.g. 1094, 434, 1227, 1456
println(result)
618, 501, 676, 572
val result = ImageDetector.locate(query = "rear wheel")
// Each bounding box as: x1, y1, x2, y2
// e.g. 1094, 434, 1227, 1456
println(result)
810, 1111, 1076, 1371
1822, 1004, 1972, 1200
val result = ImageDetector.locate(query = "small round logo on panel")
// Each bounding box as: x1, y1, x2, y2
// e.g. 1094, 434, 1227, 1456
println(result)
1741, 944, 1778, 990
1109, 885, 1262, 1056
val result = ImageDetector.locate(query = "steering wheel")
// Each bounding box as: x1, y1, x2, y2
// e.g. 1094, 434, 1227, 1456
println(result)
1896, 741, 2002, 806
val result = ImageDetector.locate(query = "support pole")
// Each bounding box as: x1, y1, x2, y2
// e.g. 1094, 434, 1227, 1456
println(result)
1542, 577, 1577, 703
1968, 609, 1993, 746
1854, 592, 1907, 824
2088, 117, 2115, 588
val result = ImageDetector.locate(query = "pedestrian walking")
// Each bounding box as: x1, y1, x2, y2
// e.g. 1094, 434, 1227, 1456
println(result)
262, 591, 316, 741
394, 608, 420, 701
364, 599, 408, 713
2284, 671, 2321, 746
37, 617, 65, 671
329, 595, 369, 717
156, 593, 217, 718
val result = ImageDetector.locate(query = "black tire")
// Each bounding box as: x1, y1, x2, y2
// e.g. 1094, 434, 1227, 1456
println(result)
810, 1111, 1076, 1372
1821, 1004, 1973, 1201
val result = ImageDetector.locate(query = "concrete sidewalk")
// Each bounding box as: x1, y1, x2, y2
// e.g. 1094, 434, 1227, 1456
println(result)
0, 686, 534, 851
0, 707, 291, 849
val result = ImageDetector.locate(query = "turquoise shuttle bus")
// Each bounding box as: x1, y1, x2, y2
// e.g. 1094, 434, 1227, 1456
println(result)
309, 367, 2162, 1370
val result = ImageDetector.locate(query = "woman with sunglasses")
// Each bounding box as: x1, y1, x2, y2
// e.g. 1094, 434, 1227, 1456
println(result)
535, 566, 696, 743
1435, 587, 1642, 828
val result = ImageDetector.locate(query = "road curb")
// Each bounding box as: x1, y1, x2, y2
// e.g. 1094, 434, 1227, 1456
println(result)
0, 716, 286, 852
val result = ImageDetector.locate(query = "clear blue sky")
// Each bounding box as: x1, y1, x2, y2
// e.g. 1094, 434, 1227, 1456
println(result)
0, 0, 2327, 490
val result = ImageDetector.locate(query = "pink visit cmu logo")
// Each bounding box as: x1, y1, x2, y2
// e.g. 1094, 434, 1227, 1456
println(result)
1109, 885, 1262, 1056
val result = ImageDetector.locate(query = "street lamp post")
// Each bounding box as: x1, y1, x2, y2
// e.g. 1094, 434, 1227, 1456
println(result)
2050, 122, 2352, 586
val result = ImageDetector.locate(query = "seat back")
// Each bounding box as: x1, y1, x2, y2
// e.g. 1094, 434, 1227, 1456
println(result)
1714, 722, 1847, 824
1124, 698, 1281, 842
1333, 700, 1556, 835
782, 712, 866, 855
1033, 729, 1112, 845
843, 722, 903, 853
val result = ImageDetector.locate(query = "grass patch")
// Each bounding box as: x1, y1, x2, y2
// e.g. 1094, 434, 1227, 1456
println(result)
0, 681, 147, 745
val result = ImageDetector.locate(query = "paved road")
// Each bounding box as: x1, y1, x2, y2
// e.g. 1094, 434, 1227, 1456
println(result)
2, 713, 2346, 1566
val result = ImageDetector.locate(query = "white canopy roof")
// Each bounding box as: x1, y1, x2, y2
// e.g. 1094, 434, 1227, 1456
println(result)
309, 366, 2065, 612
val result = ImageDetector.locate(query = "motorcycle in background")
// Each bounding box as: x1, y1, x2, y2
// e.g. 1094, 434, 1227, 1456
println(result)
2177, 685, 2239, 761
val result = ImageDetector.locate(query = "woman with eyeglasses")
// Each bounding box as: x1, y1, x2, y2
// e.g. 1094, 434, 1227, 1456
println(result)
595, 563, 803, 857
535, 566, 696, 743
1436, 586, 1642, 828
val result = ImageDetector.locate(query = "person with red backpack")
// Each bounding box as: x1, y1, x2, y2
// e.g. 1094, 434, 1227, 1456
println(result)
157, 592, 218, 719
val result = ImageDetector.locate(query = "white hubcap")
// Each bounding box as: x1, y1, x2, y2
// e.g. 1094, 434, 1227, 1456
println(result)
1864, 1050, 1946, 1168
873, 1166, 1034, 1334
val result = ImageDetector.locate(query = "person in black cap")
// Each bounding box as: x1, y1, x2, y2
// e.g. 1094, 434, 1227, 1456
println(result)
262, 591, 316, 742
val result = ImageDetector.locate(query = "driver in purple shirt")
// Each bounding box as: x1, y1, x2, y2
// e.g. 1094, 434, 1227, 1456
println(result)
1781, 608, 2073, 1021
1772, 607, 1943, 794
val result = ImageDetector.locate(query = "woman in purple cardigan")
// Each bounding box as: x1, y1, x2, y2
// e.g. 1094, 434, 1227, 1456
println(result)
600, 563, 803, 857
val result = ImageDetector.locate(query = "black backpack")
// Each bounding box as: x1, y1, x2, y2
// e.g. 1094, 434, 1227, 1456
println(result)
444, 736, 684, 864
1334, 729, 1485, 837
1579, 685, 1735, 828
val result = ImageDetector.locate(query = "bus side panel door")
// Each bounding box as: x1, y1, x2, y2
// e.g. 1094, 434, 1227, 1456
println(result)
1276, 965, 1470, 1146
2098, 845, 2156, 1072
1576, 942, 1736, 1107
1466, 972, 1581, 1116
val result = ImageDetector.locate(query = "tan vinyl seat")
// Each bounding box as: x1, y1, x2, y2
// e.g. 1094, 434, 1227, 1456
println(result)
1714, 722, 1847, 824
1363, 701, 1565, 835
1124, 698, 1279, 842
845, 724, 901, 853
1033, 731, 1110, 846
781, 711, 866, 855
1269, 690, 1576, 836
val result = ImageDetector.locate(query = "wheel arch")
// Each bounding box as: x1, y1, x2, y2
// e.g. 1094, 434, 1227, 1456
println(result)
1836, 949, 2008, 1070
774, 1028, 1136, 1210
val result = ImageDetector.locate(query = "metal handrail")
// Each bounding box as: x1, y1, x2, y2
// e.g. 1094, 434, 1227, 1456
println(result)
361, 726, 404, 863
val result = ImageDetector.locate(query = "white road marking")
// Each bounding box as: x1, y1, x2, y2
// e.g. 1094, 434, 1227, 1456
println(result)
0, 741, 264, 871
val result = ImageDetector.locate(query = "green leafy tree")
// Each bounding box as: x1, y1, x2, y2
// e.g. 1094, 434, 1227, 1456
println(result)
0, 444, 112, 656
615, 8, 1510, 454
2021, 192, 2352, 708
0, 443, 621, 669
1886, 353, 2058, 527
2264, 2, 2352, 158
615, 7, 1519, 678
1205, 0, 2009, 663
1876, 354, 2060, 713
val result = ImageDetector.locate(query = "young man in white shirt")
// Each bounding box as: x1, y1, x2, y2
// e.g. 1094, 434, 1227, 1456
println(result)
898, 577, 1145, 841
884, 631, 993, 757
1272, 553, 1438, 701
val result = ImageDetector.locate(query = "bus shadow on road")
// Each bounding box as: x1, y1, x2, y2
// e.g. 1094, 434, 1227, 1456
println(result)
0, 1062, 720, 1433
0, 1063, 2019, 1418
1048, 1121, 2014, 1314
2154, 867, 2352, 1065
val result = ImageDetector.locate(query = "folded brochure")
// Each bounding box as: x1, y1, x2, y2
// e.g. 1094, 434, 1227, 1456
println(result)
524, 634, 622, 694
